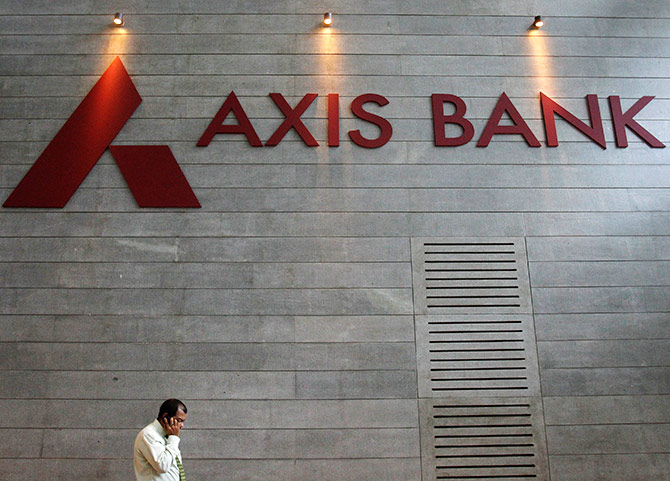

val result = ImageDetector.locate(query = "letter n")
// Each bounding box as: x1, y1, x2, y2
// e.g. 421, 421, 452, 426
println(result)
541, 93, 606, 149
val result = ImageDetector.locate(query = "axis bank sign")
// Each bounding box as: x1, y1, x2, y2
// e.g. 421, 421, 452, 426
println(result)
4, 57, 665, 209
199, 90, 665, 151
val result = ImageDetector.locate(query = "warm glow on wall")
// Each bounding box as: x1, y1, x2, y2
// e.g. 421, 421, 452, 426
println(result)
527, 28, 553, 92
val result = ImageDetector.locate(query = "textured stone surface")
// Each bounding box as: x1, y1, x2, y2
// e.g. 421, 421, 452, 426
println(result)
1, 2, 668, 480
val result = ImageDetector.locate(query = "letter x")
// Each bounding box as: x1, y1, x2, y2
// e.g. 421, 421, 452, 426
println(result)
265, 93, 319, 146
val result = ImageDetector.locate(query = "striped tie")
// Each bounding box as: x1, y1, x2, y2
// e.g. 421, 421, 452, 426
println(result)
176, 457, 186, 481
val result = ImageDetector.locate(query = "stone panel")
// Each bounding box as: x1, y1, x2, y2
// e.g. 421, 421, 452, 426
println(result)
0, 399, 418, 429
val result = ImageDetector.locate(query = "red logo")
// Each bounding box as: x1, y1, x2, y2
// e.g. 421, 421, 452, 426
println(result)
3, 57, 200, 208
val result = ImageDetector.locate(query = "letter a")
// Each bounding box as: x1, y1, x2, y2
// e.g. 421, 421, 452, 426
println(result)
477, 93, 540, 147
197, 91, 262, 147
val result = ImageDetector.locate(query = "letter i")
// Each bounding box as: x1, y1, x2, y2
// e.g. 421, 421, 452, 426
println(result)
328, 94, 340, 147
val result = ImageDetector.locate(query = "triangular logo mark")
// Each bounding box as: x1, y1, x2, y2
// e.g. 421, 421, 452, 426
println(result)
3, 57, 200, 208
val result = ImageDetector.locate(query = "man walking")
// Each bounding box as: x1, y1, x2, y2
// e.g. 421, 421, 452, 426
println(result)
134, 399, 188, 481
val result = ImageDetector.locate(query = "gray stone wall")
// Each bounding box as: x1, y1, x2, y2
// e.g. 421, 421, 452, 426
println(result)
0, 1, 668, 480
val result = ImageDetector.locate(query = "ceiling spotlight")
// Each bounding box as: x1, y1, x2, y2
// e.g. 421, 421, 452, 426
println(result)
533, 15, 544, 28
323, 12, 333, 27
113, 12, 124, 27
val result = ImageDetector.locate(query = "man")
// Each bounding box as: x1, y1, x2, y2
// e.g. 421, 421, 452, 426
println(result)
134, 399, 188, 481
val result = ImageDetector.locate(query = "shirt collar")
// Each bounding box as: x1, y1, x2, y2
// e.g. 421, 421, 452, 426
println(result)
152, 419, 167, 437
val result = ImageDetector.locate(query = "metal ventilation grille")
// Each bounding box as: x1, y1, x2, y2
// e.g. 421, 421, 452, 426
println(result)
412, 238, 531, 315
420, 398, 549, 481
413, 238, 549, 481
428, 317, 527, 395
412, 238, 539, 398
415, 314, 540, 398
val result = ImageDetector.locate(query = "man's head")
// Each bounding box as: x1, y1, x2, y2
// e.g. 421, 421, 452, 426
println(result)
157, 398, 188, 428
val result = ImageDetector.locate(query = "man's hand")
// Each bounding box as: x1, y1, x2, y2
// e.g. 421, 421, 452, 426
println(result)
159, 416, 181, 437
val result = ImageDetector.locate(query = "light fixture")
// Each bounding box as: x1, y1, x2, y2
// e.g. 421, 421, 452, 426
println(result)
533, 15, 544, 28
113, 12, 124, 27
323, 12, 332, 27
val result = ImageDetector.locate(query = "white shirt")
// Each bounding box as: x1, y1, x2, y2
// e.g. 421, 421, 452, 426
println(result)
134, 419, 183, 481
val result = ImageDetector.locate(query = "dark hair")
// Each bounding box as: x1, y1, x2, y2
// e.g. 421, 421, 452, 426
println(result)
157, 399, 187, 420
